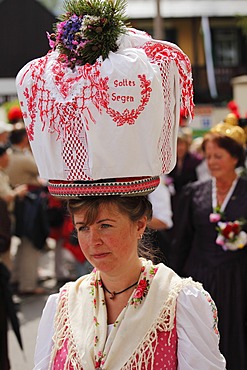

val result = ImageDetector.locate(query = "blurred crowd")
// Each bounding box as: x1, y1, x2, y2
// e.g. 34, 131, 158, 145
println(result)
0, 109, 92, 294
1, 105, 247, 369
0, 106, 93, 370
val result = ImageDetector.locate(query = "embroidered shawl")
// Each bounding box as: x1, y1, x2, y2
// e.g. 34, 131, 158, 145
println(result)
49, 259, 202, 369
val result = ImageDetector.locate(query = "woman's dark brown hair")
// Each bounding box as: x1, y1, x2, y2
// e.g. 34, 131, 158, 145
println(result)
202, 132, 246, 168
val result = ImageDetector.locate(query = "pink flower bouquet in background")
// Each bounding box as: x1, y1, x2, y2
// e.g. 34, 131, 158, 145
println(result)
209, 207, 247, 251
216, 221, 247, 251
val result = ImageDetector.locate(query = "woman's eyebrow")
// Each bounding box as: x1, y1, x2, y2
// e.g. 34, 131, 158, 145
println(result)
96, 218, 116, 224
74, 221, 87, 226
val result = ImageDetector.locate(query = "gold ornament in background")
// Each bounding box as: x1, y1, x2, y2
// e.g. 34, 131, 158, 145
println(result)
210, 122, 246, 146
224, 113, 238, 126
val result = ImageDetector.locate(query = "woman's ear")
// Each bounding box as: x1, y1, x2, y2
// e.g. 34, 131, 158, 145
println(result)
233, 157, 239, 168
137, 216, 147, 234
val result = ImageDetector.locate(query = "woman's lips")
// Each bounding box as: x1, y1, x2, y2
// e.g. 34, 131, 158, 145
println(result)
92, 252, 110, 259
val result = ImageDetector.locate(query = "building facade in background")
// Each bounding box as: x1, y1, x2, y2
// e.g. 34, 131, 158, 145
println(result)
1, 0, 247, 111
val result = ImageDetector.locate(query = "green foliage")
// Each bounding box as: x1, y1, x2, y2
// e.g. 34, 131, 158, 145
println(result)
52, 0, 129, 67
61, 0, 127, 20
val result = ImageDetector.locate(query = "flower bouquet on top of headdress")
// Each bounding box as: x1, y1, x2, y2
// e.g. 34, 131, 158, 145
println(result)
47, 0, 128, 69
16, 0, 194, 198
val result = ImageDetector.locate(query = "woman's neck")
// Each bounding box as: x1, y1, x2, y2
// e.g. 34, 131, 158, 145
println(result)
215, 173, 238, 205
100, 258, 142, 293
100, 258, 143, 325
215, 173, 237, 191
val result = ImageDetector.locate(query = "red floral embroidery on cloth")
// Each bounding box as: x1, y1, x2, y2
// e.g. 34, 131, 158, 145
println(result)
141, 42, 194, 118
18, 51, 154, 180
51, 62, 84, 99
19, 54, 111, 180
105, 74, 152, 126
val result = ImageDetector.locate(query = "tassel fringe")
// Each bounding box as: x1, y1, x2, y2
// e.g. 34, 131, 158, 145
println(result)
49, 286, 82, 369
121, 278, 202, 369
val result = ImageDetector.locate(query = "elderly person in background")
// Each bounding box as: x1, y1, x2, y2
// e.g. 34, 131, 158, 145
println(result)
170, 124, 247, 370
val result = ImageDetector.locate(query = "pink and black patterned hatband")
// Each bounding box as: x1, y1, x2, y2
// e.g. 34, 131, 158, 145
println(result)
48, 176, 160, 198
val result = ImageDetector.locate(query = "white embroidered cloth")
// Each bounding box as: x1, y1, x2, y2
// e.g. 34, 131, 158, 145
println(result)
16, 28, 194, 182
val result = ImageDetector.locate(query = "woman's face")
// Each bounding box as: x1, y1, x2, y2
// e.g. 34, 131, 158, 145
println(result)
74, 203, 146, 275
204, 141, 238, 179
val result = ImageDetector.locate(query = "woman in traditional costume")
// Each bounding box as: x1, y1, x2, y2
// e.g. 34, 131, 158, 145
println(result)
16, 0, 226, 368
170, 122, 247, 370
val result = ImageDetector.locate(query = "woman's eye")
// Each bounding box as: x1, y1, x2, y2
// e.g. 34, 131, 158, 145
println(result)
101, 223, 112, 229
78, 225, 89, 232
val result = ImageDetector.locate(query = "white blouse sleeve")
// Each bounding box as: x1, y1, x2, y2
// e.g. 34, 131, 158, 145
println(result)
148, 180, 173, 228
33, 293, 59, 370
176, 286, 226, 370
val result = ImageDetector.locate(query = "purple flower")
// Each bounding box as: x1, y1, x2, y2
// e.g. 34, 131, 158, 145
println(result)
58, 15, 83, 51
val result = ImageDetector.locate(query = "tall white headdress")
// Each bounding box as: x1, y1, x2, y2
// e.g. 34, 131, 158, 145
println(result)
16, 0, 194, 197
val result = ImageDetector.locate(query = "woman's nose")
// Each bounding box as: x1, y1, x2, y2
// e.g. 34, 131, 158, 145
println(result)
206, 156, 213, 165
89, 229, 102, 245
